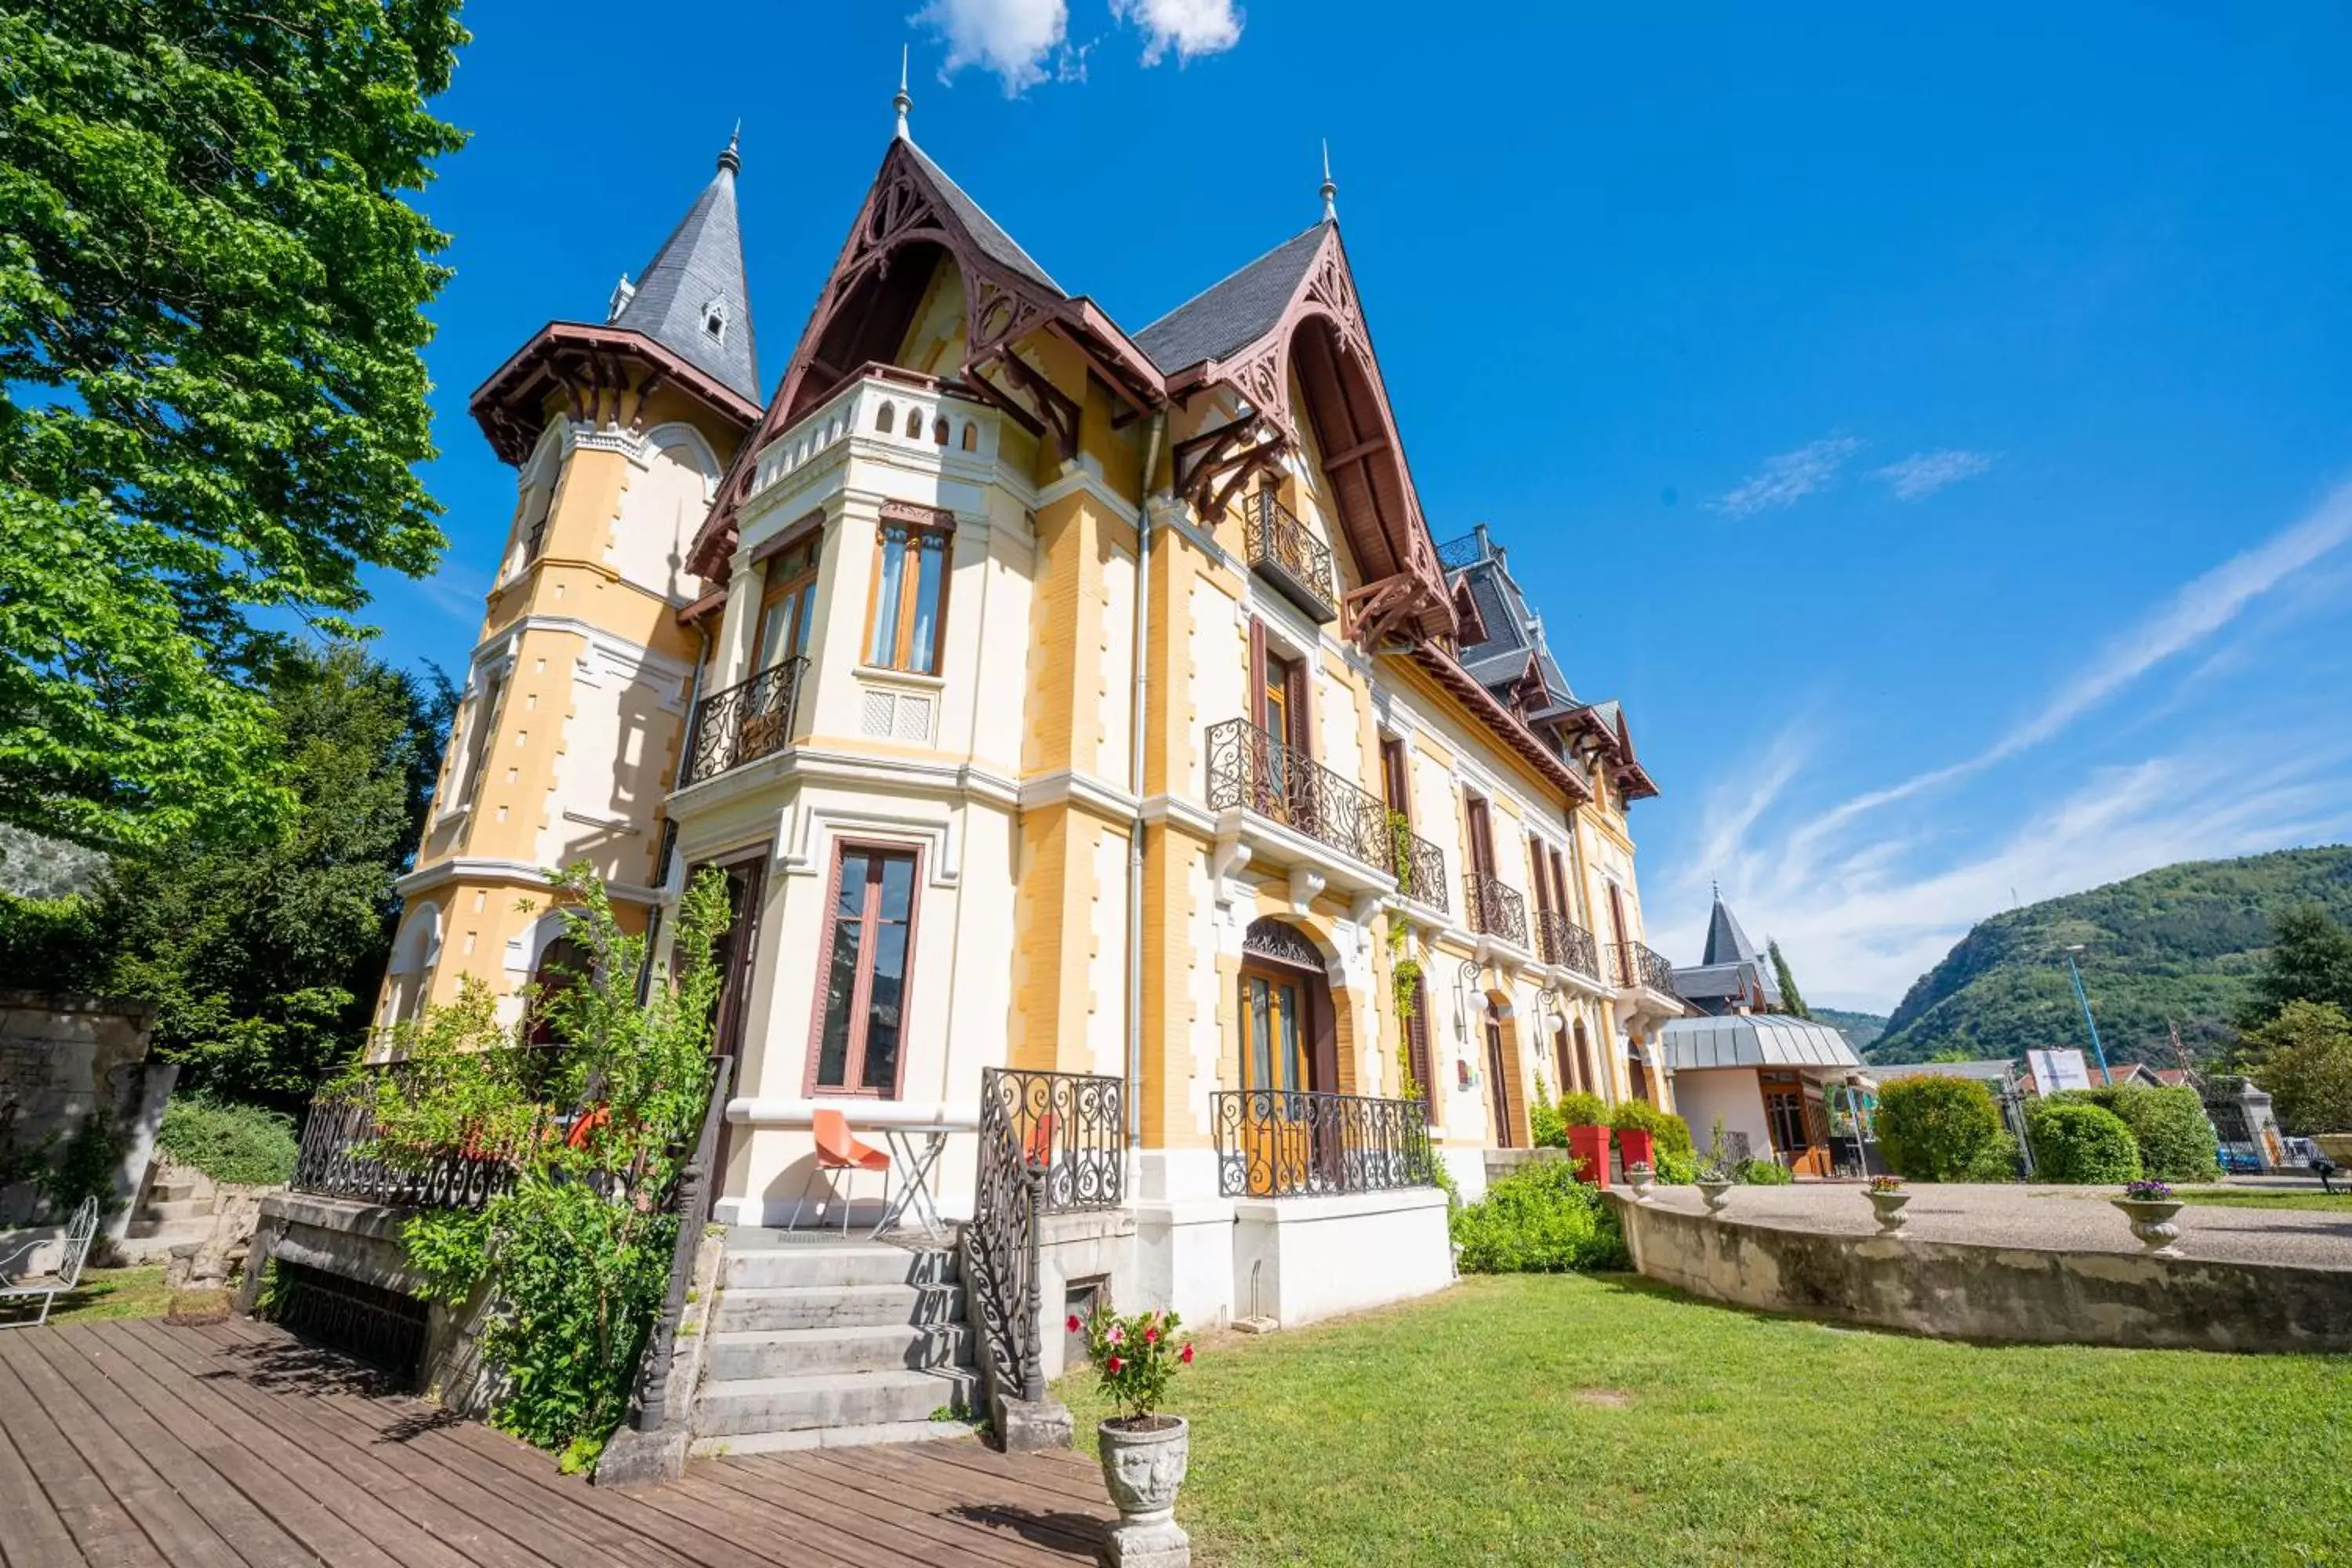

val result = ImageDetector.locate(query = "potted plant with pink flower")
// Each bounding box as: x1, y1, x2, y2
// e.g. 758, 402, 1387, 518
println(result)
1864, 1174, 1911, 1235
1072, 1305, 1195, 1565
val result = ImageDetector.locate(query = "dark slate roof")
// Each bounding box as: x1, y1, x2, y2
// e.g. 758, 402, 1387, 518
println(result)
1702, 895, 1764, 968
611, 144, 760, 402
904, 142, 1065, 296
1134, 223, 1328, 373
1450, 527, 1580, 712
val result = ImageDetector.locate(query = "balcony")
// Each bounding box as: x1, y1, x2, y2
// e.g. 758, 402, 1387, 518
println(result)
1535, 910, 1601, 978
1611, 940, 1678, 995
1207, 714, 1384, 864
1389, 820, 1450, 916
1211, 1089, 1435, 1198
1464, 873, 1528, 948
679, 657, 808, 789
1242, 491, 1338, 623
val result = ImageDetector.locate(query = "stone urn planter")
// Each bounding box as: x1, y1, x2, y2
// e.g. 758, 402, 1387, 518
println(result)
1625, 1162, 1656, 1203
2113, 1198, 2185, 1256
1866, 1189, 1911, 1235
1097, 1415, 1190, 1566
1697, 1178, 1733, 1214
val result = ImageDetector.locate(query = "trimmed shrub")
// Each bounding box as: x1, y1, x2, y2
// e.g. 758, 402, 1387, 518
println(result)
2051, 1087, 2220, 1182
1875, 1074, 2007, 1181
1653, 1149, 1697, 1184
155, 1094, 299, 1186
2026, 1100, 2143, 1185
1607, 1098, 1693, 1159
1530, 1094, 1567, 1149
1452, 1160, 1630, 1273
1734, 1157, 1792, 1185
1961, 1141, 2021, 1182
1557, 1091, 1606, 1128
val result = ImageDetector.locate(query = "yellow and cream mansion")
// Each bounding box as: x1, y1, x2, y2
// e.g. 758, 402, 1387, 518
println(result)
381, 107, 1683, 1346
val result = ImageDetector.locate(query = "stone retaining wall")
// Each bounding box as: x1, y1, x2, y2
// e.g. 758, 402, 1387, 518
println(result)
1611, 1193, 2352, 1355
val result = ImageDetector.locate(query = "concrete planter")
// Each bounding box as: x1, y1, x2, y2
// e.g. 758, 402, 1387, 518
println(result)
1625, 1163, 1656, 1203
1866, 1189, 1911, 1235
1097, 1415, 1190, 1566
1697, 1179, 1733, 1214
2113, 1198, 2184, 1257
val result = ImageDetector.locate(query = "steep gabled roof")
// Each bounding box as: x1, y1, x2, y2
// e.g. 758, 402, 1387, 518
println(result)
611, 139, 760, 402
1135, 224, 1327, 373
902, 141, 1065, 296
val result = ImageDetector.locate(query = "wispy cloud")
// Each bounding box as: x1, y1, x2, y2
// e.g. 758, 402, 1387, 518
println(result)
1708, 436, 1865, 519
411, 565, 487, 625
1875, 448, 1994, 500
920, 0, 1242, 92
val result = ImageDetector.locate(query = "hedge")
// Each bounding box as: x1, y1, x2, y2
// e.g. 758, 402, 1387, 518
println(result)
1875, 1074, 2009, 1181
1451, 1159, 1630, 1273
1608, 1098, 1693, 1159
154, 1094, 300, 1187
2049, 1086, 2220, 1182
2025, 1100, 2143, 1185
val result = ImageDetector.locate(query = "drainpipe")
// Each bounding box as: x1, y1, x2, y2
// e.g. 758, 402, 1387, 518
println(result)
1125, 411, 1168, 1147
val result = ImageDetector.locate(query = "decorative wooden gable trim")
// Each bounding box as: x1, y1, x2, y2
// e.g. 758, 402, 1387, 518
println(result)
470, 322, 759, 467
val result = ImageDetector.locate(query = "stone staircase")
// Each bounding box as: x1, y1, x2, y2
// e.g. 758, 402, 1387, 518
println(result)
118, 1163, 222, 1265
688, 1228, 982, 1455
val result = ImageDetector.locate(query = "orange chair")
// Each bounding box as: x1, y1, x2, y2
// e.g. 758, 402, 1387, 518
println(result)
1022, 1110, 1059, 1171
806, 1109, 890, 1235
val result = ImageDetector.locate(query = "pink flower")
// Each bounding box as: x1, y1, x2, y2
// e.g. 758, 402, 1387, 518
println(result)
1179, 1343, 1194, 1364
1066, 1314, 1082, 1334
1106, 1355, 1123, 1374
1143, 1324, 1160, 1345
1106, 1323, 1125, 1345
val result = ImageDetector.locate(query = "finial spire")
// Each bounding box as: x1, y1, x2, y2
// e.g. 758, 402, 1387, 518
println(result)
1319, 139, 1338, 223
717, 121, 741, 176
894, 46, 913, 141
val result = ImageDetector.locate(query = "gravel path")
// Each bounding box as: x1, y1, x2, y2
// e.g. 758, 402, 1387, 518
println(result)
1637, 1181, 2352, 1269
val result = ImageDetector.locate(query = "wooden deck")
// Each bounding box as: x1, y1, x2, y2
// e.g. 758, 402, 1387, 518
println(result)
0, 1316, 1114, 1566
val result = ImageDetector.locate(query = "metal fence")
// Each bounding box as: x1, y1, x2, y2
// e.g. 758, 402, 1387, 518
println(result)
1464, 873, 1528, 946
1210, 1089, 1436, 1199
1242, 491, 1338, 618
1535, 910, 1600, 977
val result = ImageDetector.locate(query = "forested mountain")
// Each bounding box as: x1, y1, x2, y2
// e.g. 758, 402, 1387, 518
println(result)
1814, 1007, 1889, 1054
1867, 847, 2352, 1065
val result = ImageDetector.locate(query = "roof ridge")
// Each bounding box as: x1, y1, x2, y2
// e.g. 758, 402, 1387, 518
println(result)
902, 142, 1065, 295
1138, 220, 1329, 342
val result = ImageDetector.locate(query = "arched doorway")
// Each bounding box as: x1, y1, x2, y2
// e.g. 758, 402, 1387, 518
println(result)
526, 935, 586, 1047
1237, 917, 1338, 1191
1483, 996, 1518, 1149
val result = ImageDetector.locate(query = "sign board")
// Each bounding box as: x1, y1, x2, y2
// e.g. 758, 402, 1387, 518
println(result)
2027, 1047, 2092, 1094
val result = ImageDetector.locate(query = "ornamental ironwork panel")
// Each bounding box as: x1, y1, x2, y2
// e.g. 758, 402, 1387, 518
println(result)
1536, 911, 1600, 978
262, 1261, 430, 1383
1243, 916, 1324, 971
1242, 492, 1338, 622
982, 1065, 1125, 1214
1432, 532, 1486, 572
967, 1066, 1047, 1404
1210, 1090, 1436, 1199
1610, 941, 1677, 994
1205, 717, 1392, 873
680, 655, 809, 788
1392, 824, 1450, 914
1464, 873, 1528, 946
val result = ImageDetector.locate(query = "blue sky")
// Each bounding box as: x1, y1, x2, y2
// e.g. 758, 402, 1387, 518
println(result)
375, 2, 2352, 1014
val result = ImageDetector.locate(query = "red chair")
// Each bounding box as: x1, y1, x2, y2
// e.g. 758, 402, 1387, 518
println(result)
807, 1109, 890, 1235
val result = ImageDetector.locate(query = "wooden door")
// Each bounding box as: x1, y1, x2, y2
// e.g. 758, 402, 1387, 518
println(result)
1465, 797, 1496, 879
1240, 970, 1313, 1192
1485, 1009, 1515, 1149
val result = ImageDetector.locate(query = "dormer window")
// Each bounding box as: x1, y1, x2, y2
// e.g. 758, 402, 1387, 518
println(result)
701, 297, 728, 346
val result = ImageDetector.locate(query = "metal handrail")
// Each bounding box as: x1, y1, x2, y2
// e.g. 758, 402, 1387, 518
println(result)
1464, 873, 1528, 947
290, 1047, 572, 1211
1536, 910, 1600, 977
983, 1066, 1124, 1214
1210, 1089, 1436, 1199
679, 655, 809, 788
1206, 717, 1389, 873
1611, 941, 1676, 993
1243, 491, 1338, 617
966, 1067, 1046, 1404
629, 1054, 733, 1433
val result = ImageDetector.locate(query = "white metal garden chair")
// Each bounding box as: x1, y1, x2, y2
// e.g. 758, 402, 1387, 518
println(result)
0, 1196, 100, 1329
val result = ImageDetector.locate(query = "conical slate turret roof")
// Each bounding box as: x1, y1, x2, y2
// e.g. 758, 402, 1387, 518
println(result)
1702, 894, 1763, 968
611, 135, 759, 402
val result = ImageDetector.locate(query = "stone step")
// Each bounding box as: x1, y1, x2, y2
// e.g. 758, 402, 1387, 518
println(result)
147, 1176, 214, 1205
720, 1241, 958, 1292
692, 1367, 980, 1439
702, 1322, 973, 1382
136, 1197, 217, 1224
123, 1214, 214, 1240
113, 1222, 214, 1265
712, 1282, 964, 1334
688, 1419, 975, 1457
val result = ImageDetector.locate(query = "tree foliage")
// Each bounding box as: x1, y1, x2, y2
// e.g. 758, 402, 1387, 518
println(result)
0, 644, 451, 1109
1767, 938, 1810, 1018
0, 0, 467, 850
1875, 1073, 2008, 1181
2048, 1086, 2220, 1182
2024, 1100, 2143, 1185
2241, 1001, 2352, 1136
2241, 904, 2352, 1029
1870, 848, 2352, 1065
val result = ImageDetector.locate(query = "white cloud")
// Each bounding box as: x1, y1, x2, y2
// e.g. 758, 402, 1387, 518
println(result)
1708, 436, 1865, 519
1875, 448, 1994, 500
1112, 0, 1243, 63
920, 0, 1241, 92
917, 0, 1069, 93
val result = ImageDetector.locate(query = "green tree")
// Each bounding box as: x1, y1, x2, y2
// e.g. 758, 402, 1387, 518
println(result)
3, 644, 453, 1109
0, 1, 468, 851
1767, 938, 1810, 1018
1875, 1073, 2007, 1181
2242, 1000, 2352, 1136
2241, 905, 2352, 1029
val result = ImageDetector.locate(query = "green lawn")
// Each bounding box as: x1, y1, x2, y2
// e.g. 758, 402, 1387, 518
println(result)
18, 1265, 176, 1326
2169, 1186, 2352, 1213
1058, 1274, 2352, 1567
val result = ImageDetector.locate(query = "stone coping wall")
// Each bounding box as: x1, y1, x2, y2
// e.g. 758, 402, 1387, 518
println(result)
1610, 1192, 2352, 1355
0, 991, 174, 1249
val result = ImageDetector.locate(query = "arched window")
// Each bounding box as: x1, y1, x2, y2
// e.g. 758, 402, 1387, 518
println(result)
931, 416, 949, 445
528, 935, 587, 1047
876, 400, 895, 432
960, 422, 978, 452
905, 406, 925, 438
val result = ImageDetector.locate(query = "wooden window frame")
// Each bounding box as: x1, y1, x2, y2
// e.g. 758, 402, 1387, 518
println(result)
1464, 793, 1496, 880
862, 504, 955, 677
804, 839, 925, 1099
1379, 737, 1411, 824
756, 539, 822, 672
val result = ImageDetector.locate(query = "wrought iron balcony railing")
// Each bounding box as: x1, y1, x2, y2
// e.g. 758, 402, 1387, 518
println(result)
1536, 910, 1601, 978
1211, 1089, 1436, 1199
981, 1065, 1125, 1215
1242, 491, 1338, 622
1389, 819, 1450, 915
679, 656, 808, 788
1207, 717, 1389, 871
1611, 940, 1678, 994
1464, 872, 1528, 947
1432, 531, 1488, 573
292, 1046, 574, 1212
